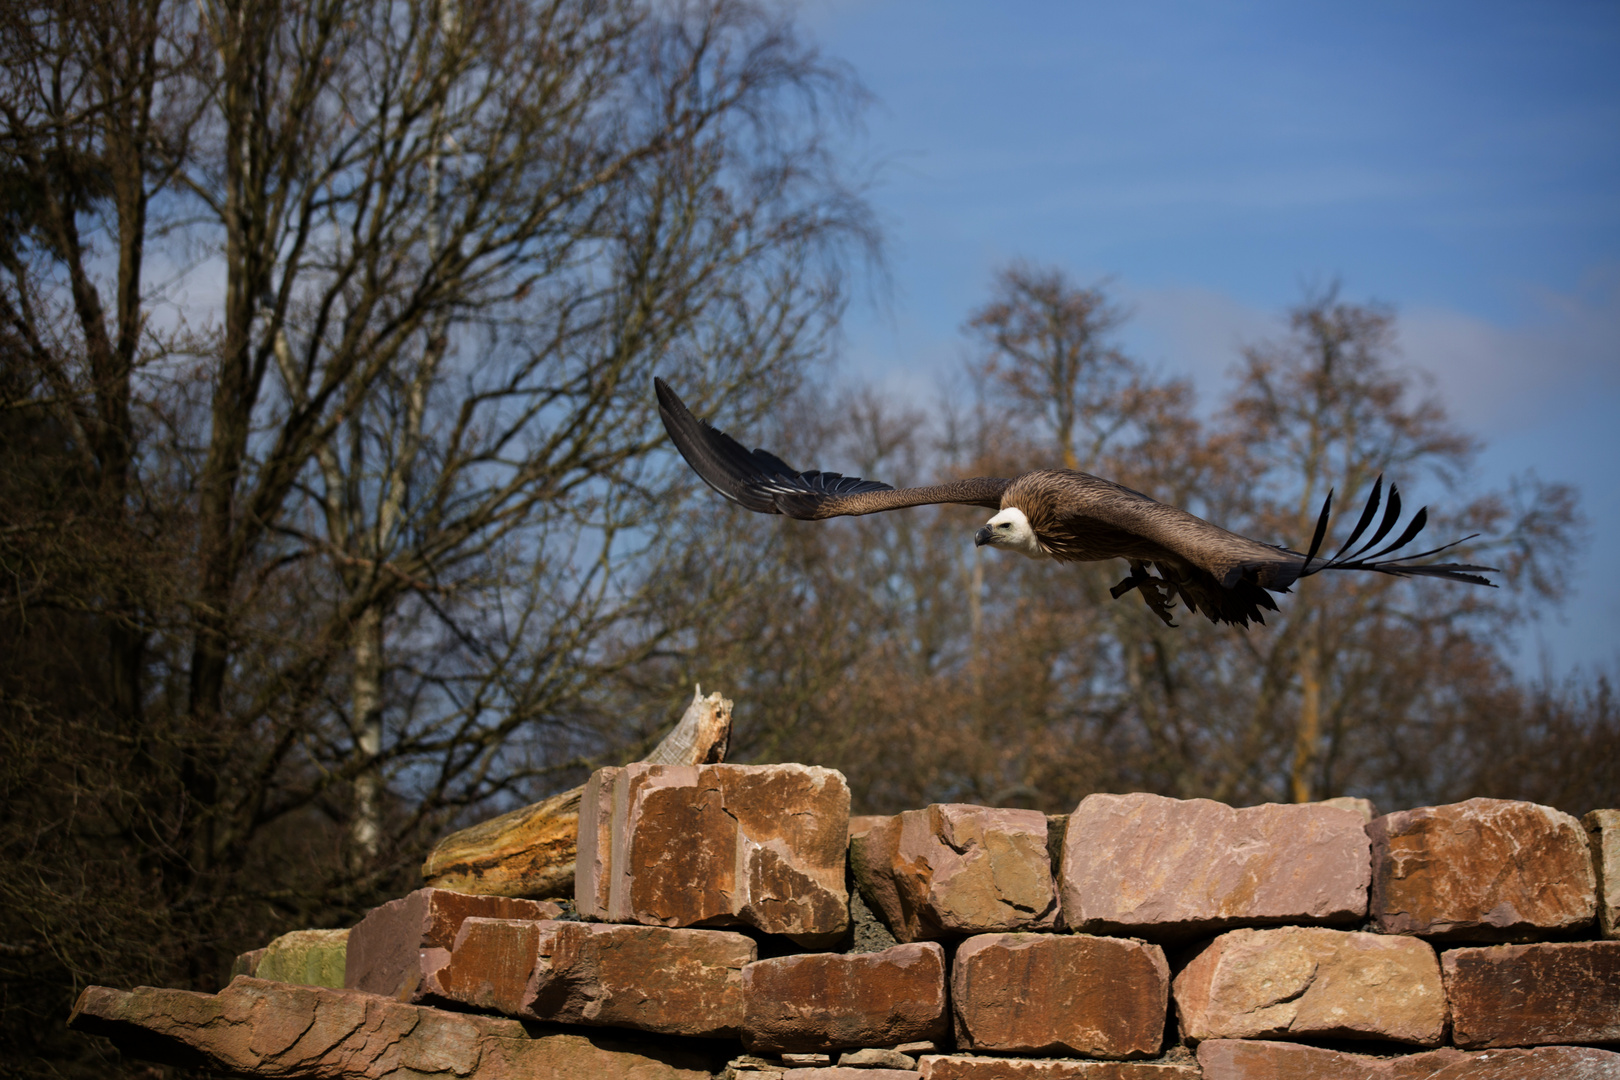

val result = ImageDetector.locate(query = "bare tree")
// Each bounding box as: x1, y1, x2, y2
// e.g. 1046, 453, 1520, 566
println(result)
0, 0, 871, 1072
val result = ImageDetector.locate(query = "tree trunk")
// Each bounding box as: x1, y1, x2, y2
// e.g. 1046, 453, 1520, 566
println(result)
350, 605, 385, 865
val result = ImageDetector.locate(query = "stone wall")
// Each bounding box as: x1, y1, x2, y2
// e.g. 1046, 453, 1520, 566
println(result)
70, 764, 1620, 1079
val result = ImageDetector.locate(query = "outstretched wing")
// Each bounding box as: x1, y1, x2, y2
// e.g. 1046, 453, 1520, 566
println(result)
656, 378, 1010, 520
1039, 472, 1496, 597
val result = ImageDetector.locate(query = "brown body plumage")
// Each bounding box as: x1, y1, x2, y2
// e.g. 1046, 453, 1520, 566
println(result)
655, 379, 1496, 628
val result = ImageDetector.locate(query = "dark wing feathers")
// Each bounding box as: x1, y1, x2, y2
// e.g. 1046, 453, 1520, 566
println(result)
655, 378, 1009, 519
1295, 476, 1497, 587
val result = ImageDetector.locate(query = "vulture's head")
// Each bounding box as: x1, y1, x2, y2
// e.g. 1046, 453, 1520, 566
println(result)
975, 507, 1047, 559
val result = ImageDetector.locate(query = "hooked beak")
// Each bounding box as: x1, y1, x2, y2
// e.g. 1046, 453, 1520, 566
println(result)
974, 525, 993, 548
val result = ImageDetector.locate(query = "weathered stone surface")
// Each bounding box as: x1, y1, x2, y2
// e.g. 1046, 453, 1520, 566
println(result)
344, 888, 561, 1000
528, 921, 755, 1037
1368, 797, 1596, 940
841, 1047, 918, 1068
853, 805, 1058, 942
1443, 939, 1620, 1048
1316, 796, 1377, 822
420, 916, 756, 1038
722, 1054, 785, 1080
850, 815, 891, 838
419, 917, 542, 1016
1060, 793, 1369, 939
786, 1070, 918, 1080
580, 762, 850, 944
894, 1041, 938, 1055
1197, 1039, 1620, 1079
254, 928, 350, 989
575, 765, 621, 919
1587, 809, 1620, 939
69, 977, 723, 1079
920, 1056, 1199, 1079
1171, 926, 1443, 1045
950, 933, 1168, 1059
742, 942, 947, 1053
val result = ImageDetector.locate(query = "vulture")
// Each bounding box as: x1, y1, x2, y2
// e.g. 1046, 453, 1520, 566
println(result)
655, 379, 1497, 628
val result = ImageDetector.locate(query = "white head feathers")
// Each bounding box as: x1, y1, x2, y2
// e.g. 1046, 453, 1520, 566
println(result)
979, 507, 1048, 559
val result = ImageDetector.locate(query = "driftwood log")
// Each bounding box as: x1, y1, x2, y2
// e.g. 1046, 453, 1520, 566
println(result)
420, 687, 733, 899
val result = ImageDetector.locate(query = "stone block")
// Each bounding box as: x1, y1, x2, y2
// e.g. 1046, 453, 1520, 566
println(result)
68, 977, 723, 1080
841, 1048, 919, 1068
742, 941, 947, 1053
950, 932, 1168, 1059
1060, 793, 1368, 939
253, 928, 350, 989
419, 917, 542, 1016
787, 1070, 918, 1080
850, 815, 891, 838
1197, 1039, 1620, 1079
575, 765, 621, 919
528, 920, 756, 1038
580, 762, 849, 944
1171, 926, 1443, 1045
1442, 939, 1620, 1048
1587, 809, 1620, 939
920, 1057, 1200, 1079
420, 916, 756, 1038
1316, 796, 1377, 822
852, 804, 1058, 942
344, 887, 561, 1000
1368, 797, 1596, 940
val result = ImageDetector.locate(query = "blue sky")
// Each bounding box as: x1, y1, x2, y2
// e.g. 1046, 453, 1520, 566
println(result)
800, 1, 1620, 677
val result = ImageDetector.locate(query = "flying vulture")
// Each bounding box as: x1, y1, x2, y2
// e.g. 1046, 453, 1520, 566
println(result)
655, 378, 1497, 628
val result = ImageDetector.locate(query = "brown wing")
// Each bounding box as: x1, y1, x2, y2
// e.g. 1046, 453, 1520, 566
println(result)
1031, 470, 1495, 598
656, 378, 1011, 520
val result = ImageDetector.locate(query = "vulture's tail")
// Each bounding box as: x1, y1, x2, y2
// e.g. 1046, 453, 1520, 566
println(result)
1296, 476, 1497, 587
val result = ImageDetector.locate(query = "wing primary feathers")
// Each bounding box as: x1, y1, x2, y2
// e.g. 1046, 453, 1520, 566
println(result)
1294, 476, 1499, 587
1345, 485, 1404, 561
1328, 475, 1383, 564
1363, 505, 1429, 560
1301, 489, 1334, 575
656, 377, 1008, 520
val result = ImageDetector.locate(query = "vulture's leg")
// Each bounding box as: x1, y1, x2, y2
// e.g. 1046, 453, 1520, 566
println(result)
1114, 560, 1177, 626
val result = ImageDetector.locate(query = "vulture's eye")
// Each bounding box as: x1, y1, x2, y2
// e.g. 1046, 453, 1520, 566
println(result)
999, 522, 1011, 529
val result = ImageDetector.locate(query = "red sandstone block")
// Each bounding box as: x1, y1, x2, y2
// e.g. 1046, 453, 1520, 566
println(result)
1367, 797, 1596, 940
1171, 926, 1444, 1045
578, 763, 849, 944
343, 888, 561, 1000
420, 917, 540, 1015
950, 932, 1168, 1059
1442, 939, 1620, 1048
1197, 1039, 1620, 1079
741, 942, 947, 1054
575, 765, 621, 920
852, 804, 1058, 942
527, 921, 755, 1038
1059, 793, 1368, 939
420, 917, 756, 1038
68, 978, 721, 1080
920, 1057, 1200, 1079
